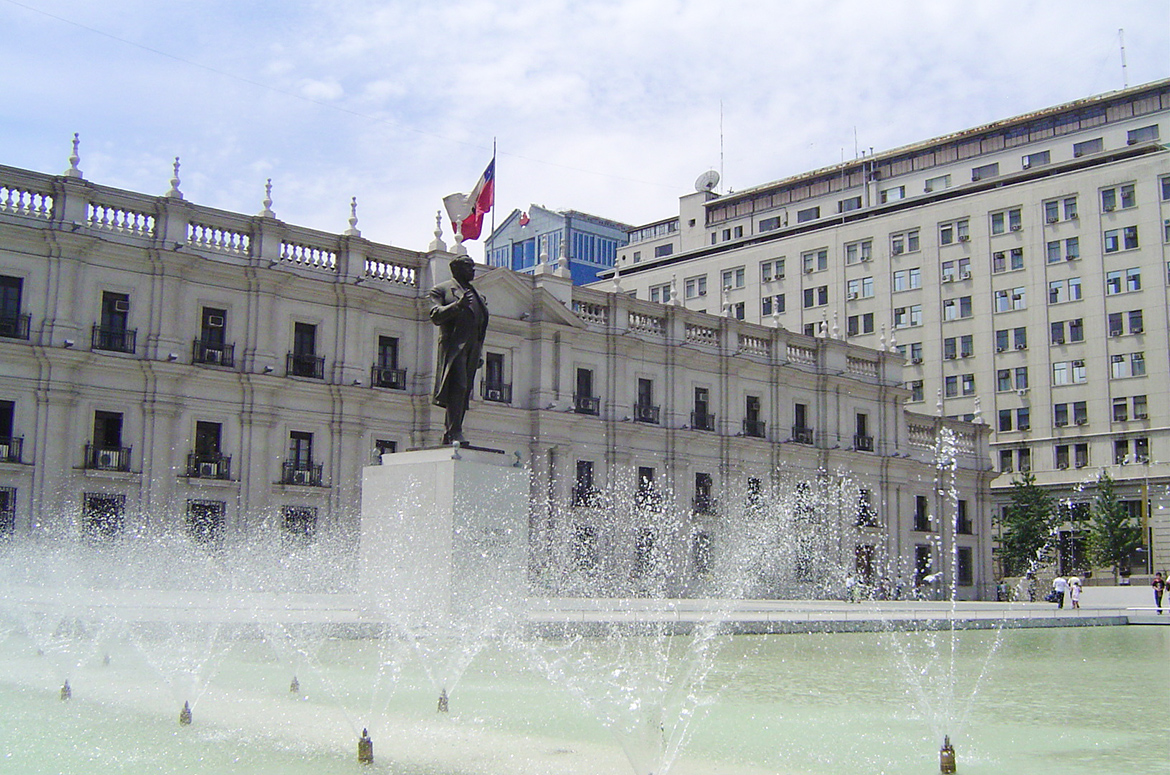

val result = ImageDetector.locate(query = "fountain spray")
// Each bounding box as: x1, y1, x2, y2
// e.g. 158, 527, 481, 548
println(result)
357, 728, 373, 764
940, 735, 956, 773
179, 700, 192, 726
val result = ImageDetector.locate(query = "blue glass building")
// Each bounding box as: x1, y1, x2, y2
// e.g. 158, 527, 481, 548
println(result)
485, 206, 631, 286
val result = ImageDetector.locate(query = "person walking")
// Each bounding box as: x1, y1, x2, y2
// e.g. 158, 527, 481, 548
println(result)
1152, 571, 1166, 614
1068, 576, 1081, 609
1052, 576, 1069, 609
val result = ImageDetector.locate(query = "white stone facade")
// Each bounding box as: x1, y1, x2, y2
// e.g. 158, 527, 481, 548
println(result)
604, 79, 1170, 577
0, 162, 993, 597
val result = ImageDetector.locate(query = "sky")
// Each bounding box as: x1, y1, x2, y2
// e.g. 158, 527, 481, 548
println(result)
1, 0, 1167, 252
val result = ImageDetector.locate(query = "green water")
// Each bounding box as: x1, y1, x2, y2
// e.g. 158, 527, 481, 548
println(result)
1, 626, 1166, 775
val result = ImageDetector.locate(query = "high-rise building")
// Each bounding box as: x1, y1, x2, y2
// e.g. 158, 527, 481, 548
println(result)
599, 79, 1170, 576
486, 205, 631, 284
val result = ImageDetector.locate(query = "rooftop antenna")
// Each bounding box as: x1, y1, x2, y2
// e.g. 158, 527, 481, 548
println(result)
1118, 29, 1128, 88
719, 99, 724, 194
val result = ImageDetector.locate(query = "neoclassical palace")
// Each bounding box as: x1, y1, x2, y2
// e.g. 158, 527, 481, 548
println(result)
0, 159, 993, 596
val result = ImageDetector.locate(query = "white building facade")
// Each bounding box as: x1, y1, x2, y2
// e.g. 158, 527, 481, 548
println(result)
0, 159, 993, 597
603, 79, 1170, 578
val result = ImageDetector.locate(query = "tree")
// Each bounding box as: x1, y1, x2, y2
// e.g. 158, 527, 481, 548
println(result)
1087, 471, 1142, 584
993, 472, 1058, 577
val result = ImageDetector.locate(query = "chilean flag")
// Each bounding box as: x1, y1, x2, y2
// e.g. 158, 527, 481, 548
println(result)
443, 158, 495, 242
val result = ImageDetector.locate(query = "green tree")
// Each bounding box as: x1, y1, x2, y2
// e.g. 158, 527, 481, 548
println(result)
1087, 471, 1142, 584
993, 472, 1058, 577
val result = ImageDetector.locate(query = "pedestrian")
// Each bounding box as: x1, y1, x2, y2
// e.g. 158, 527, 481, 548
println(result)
1052, 576, 1069, 609
1153, 571, 1166, 614
1068, 576, 1081, 609
1026, 571, 1037, 602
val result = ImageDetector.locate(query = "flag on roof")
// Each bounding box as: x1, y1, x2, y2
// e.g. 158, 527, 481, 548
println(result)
443, 158, 495, 242
519, 211, 530, 227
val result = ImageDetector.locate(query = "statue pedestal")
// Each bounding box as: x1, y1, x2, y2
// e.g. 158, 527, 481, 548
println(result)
359, 447, 529, 625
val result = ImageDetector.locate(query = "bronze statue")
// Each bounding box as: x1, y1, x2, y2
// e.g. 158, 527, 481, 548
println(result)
429, 256, 488, 444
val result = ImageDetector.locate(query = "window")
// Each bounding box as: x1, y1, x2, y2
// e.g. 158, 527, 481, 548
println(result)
803, 286, 828, 308
1048, 278, 1082, 304
908, 380, 924, 402
721, 266, 746, 290
846, 313, 874, 336
1162, 175, 1170, 201
999, 409, 1029, 433
0, 275, 25, 340
760, 258, 785, 281
961, 374, 975, 396
1104, 226, 1139, 253
914, 495, 931, 532
1024, 150, 1050, 169
997, 369, 1013, 392
796, 206, 820, 223
1133, 395, 1148, 419
938, 218, 970, 245
990, 207, 1022, 235
880, 186, 905, 204
1101, 183, 1136, 212
1055, 403, 1070, 426
684, 275, 708, 299
759, 215, 784, 232
994, 287, 1026, 312
289, 322, 322, 378
992, 248, 1024, 273
892, 267, 921, 291
1110, 352, 1146, 379
761, 294, 785, 316
802, 248, 828, 273
94, 291, 135, 353
1113, 438, 1149, 465
844, 239, 872, 265
728, 301, 745, 319
744, 395, 764, 438
649, 283, 671, 304
281, 506, 317, 539
944, 376, 958, 398
893, 304, 922, 328
82, 492, 125, 540
1013, 327, 1027, 349
924, 174, 951, 192
1074, 443, 1090, 468
1113, 397, 1128, 422
838, 196, 862, 213
846, 276, 874, 299
1073, 137, 1103, 157
653, 243, 673, 258
186, 499, 225, 546
890, 229, 919, 255
941, 257, 971, 282
693, 471, 714, 513
1052, 360, 1088, 385
1127, 125, 1160, 145
1106, 268, 1141, 294
942, 296, 971, 320
971, 162, 999, 182
1047, 237, 1080, 263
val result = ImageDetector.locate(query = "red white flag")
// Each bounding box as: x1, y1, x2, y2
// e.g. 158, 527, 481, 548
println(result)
519, 211, 530, 227
443, 158, 495, 242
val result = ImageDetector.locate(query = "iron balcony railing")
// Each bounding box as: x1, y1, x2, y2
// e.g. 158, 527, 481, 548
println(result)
791, 425, 814, 445
85, 443, 132, 471
281, 460, 323, 486
192, 339, 235, 367
287, 352, 325, 379
482, 382, 512, 403
92, 325, 136, 353
742, 418, 766, 438
0, 436, 23, 463
0, 313, 30, 340
573, 394, 601, 415
854, 434, 875, 452
371, 364, 407, 390
633, 403, 660, 424
186, 453, 232, 480
690, 411, 716, 431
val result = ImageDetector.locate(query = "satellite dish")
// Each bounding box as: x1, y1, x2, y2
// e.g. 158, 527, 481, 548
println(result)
694, 170, 720, 193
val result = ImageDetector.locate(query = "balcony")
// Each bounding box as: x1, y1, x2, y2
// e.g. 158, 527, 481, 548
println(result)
92, 326, 136, 353
371, 364, 407, 390
633, 403, 660, 424
854, 434, 875, 452
571, 486, 600, 507
85, 443, 131, 472
281, 460, 323, 486
287, 352, 325, 379
186, 453, 232, 480
0, 436, 23, 463
482, 382, 512, 403
573, 394, 601, 415
742, 419, 766, 438
791, 425, 814, 445
690, 411, 716, 432
192, 339, 235, 367
0, 313, 30, 340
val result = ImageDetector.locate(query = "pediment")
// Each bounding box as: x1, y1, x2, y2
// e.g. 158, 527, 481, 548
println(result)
473, 268, 586, 327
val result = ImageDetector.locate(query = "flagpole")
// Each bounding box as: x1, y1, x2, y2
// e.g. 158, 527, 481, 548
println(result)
490, 137, 496, 265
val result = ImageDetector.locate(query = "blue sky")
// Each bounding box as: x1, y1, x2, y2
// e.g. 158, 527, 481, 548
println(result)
2, 0, 1167, 250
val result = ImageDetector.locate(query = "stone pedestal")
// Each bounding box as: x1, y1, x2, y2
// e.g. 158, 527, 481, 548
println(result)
359, 447, 529, 625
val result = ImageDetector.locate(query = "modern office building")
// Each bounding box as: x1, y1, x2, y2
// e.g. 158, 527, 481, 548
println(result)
485, 205, 631, 285
0, 158, 993, 596
598, 78, 1170, 577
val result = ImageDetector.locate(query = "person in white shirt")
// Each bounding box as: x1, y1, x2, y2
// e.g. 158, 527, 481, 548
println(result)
1052, 576, 1070, 609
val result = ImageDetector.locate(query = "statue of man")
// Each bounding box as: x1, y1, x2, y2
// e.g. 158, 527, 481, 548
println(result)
429, 256, 489, 444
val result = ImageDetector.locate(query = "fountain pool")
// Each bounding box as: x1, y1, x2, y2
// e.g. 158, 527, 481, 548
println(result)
1, 622, 1165, 775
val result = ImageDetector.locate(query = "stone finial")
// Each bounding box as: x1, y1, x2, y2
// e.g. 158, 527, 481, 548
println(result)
428, 210, 447, 252
771, 307, 781, 329
936, 389, 944, 417
556, 236, 571, 278
888, 328, 898, 350
64, 133, 82, 179
166, 157, 183, 199
973, 396, 983, 424
670, 274, 681, 306
831, 310, 840, 339
344, 196, 361, 236
611, 263, 623, 293
879, 324, 886, 351
453, 231, 468, 256
259, 178, 275, 218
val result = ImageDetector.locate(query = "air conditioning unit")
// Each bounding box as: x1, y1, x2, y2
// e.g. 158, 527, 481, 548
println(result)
1046, 216, 1059, 224
114, 299, 130, 313
995, 346, 1005, 353
1104, 204, 1116, 212
941, 276, 954, 283
1070, 213, 1079, 220
848, 292, 859, 300
97, 450, 114, 467
1072, 360, 1085, 368
961, 352, 972, 358
697, 290, 706, 296
1010, 224, 1022, 231
805, 267, 814, 274
1134, 412, 1149, 419
205, 348, 223, 364
859, 254, 871, 262
1017, 388, 1030, 397
945, 353, 956, 360
1057, 462, 1069, 470
1132, 327, 1143, 334
892, 247, 904, 255
1065, 255, 1076, 261
1110, 330, 1122, 337
1022, 162, 1032, 170
959, 271, 971, 280
207, 315, 225, 328
911, 357, 923, 364
1055, 420, 1068, 427
776, 273, 785, 279
291, 469, 311, 485
1075, 418, 1088, 425
1053, 337, 1065, 345
1016, 343, 1026, 350
199, 461, 217, 477
958, 235, 970, 242
486, 388, 504, 401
